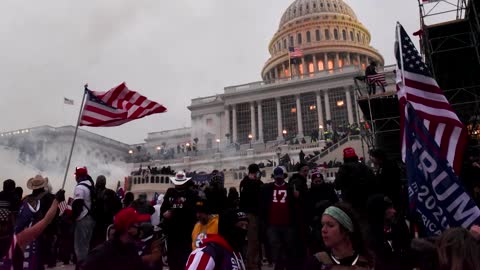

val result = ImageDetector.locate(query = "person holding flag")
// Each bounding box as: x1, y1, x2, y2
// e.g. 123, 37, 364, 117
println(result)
395, 22, 480, 236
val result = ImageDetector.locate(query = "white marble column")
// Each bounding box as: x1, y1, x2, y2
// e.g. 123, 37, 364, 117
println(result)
365, 56, 370, 67
345, 88, 354, 125
301, 57, 307, 77
257, 101, 264, 142
335, 53, 340, 69
347, 53, 351, 66
225, 107, 230, 143
232, 105, 237, 143
296, 95, 304, 138
316, 91, 324, 128
324, 53, 329, 71
312, 54, 318, 73
276, 97, 283, 140
282, 63, 286, 78
324, 91, 331, 121
357, 54, 361, 68
250, 102, 256, 140
274, 68, 279, 80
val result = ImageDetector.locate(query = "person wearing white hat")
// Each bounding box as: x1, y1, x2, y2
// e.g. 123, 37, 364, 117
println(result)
17, 175, 57, 268
160, 171, 199, 270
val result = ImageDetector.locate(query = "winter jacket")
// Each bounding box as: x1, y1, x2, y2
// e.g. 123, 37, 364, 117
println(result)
185, 234, 245, 270
160, 187, 198, 239
239, 177, 263, 215
335, 162, 376, 210
80, 238, 146, 270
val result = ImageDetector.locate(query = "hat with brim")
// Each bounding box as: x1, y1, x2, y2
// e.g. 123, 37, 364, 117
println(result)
169, 171, 191, 185
27, 175, 48, 190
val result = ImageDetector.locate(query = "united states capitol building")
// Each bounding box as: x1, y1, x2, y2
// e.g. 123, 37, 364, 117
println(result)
1, 0, 396, 197
128, 0, 396, 196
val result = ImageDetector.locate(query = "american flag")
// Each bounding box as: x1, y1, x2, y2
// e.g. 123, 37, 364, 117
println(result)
80, 83, 167, 127
395, 23, 467, 174
58, 197, 73, 215
366, 73, 387, 87
288, 47, 304, 58
64, 97, 74, 105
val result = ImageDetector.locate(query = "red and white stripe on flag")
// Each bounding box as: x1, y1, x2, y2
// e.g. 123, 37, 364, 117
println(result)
58, 201, 68, 215
367, 74, 387, 86
289, 47, 304, 58
80, 83, 167, 127
396, 23, 467, 174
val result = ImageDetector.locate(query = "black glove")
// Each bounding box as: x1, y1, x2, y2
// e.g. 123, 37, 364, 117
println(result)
55, 189, 66, 202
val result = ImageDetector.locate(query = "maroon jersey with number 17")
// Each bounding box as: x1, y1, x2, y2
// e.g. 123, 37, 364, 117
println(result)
268, 183, 290, 226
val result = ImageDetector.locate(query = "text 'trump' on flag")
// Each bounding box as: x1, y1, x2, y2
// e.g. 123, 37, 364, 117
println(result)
395, 23, 467, 174
80, 82, 167, 127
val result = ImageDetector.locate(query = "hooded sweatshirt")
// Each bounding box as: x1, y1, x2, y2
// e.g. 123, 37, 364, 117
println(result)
185, 234, 245, 270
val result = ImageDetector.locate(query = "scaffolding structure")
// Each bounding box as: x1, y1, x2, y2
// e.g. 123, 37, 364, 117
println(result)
418, 0, 480, 138
353, 66, 401, 159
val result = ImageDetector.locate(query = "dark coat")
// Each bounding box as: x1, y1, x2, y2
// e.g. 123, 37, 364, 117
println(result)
239, 176, 263, 215
335, 161, 376, 210
160, 187, 198, 240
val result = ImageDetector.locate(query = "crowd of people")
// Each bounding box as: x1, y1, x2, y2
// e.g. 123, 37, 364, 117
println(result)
0, 146, 480, 270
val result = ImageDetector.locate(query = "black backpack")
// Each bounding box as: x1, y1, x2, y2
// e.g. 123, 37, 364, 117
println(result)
78, 181, 99, 220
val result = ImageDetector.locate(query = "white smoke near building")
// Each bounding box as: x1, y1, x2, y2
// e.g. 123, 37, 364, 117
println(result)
0, 126, 132, 196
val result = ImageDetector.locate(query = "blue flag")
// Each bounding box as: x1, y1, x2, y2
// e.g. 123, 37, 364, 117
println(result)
405, 103, 480, 235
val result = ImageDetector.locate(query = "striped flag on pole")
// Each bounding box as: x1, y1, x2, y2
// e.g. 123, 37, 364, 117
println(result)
79, 83, 167, 127
366, 73, 387, 87
288, 47, 304, 58
64, 97, 74, 105
58, 197, 73, 216
395, 23, 467, 174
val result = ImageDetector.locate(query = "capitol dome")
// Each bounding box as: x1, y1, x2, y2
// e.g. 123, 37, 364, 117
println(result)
262, 0, 384, 80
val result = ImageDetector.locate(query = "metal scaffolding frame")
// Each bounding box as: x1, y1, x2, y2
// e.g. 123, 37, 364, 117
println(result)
418, 0, 480, 75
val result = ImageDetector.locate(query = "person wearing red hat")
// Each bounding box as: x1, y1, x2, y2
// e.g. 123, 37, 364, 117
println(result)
72, 166, 96, 266
80, 207, 150, 270
335, 148, 376, 216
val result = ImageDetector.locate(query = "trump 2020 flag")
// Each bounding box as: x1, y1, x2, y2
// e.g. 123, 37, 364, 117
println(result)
80, 82, 167, 127
405, 103, 480, 235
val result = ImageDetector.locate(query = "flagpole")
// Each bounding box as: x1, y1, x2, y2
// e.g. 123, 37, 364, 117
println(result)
61, 84, 88, 189
396, 22, 406, 86
288, 54, 292, 80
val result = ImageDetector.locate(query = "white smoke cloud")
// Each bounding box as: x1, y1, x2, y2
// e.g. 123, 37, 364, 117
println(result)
0, 144, 130, 198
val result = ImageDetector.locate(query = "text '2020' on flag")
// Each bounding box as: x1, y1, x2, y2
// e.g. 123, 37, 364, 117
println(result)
395, 23, 475, 235
404, 103, 480, 235
79, 82, 167, 127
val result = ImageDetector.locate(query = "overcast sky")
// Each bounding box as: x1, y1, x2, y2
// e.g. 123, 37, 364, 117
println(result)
1, 0, 434, 144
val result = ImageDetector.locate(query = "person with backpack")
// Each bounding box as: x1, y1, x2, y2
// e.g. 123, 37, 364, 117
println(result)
0, 187, 65, 270
90, 175, 122, 249
72, 166, 96, 266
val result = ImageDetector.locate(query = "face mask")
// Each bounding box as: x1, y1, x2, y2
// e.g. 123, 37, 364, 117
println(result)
230, 227, 248, 249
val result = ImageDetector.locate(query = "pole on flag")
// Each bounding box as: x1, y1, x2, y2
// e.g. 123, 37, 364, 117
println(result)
396, 22, 406, 86
61, 84, 88, 189
288, 55, 292, 80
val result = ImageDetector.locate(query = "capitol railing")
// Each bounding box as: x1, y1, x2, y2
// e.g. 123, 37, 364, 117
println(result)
225, 65, 361, 94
